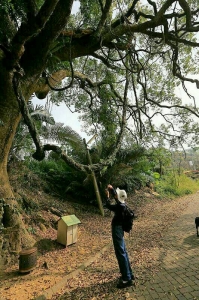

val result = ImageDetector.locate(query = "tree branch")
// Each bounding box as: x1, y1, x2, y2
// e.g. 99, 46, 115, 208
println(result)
178, 0, 192, 29
147, 0, 157, 15
95, 0, 113, 36
112, 0, 140, 28
9, 0, 60, 69
91, 52, 119, 70
34, 69, 110, 99
21, 0, 74, 78
137, 74, 199, 118
26, 0, 38, 18
13, 74, 45, 160
13, 71, 127, 173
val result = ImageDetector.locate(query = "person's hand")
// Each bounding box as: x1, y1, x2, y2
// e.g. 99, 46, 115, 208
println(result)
105, 188, 109, 198
107, 184, 113, 190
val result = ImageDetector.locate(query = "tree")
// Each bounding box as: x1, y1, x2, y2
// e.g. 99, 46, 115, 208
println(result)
1, 0, 199, 259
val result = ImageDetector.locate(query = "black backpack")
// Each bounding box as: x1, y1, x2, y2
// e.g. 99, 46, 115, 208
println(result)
122, 204, 134, 233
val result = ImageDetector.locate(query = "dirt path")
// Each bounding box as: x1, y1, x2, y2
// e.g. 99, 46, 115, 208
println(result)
1, 191, 198, 300
47, 192, 199, 300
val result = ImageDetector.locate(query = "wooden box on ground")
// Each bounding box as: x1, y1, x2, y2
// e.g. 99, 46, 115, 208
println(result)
57, 215, 81, 246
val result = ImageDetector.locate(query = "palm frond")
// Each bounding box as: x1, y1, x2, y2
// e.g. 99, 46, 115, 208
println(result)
31, 109, 55, 125
42, 123, 85, 149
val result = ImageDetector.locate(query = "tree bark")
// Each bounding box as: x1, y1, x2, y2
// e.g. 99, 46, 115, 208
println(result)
0, 62, 35, 264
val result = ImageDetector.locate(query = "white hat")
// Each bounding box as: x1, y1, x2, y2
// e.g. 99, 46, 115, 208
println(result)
116, 188, 127, 203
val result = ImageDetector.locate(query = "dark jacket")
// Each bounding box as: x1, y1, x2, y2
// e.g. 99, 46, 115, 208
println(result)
105, 199, 126, 226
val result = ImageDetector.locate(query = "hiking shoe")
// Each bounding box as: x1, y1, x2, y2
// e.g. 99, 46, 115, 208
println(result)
117, 280, 133, 289
119, 275, 135, 281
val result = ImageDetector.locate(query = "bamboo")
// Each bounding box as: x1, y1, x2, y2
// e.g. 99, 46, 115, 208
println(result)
83, 138, 104, 216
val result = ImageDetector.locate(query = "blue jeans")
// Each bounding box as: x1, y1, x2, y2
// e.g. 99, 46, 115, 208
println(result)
112, 225, 133, 281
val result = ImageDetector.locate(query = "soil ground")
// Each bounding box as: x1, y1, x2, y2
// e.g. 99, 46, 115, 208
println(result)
0, 184, 197, 300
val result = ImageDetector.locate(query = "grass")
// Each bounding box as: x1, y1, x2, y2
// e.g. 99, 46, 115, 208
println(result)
155, 173, 199, 198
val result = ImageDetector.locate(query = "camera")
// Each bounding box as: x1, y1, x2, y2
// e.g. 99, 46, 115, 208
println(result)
107, 186, 116, 197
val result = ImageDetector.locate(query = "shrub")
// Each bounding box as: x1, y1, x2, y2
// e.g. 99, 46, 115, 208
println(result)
155, 173, 199, 197
25, 158, 85, 197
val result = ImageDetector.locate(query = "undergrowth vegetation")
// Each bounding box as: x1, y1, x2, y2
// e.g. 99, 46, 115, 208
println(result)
22, 153, 199, 203
155, 173, 199, 198
25, 158, 98, 202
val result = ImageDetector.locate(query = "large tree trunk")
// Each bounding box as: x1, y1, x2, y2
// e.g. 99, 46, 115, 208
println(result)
0, 64, 35, 267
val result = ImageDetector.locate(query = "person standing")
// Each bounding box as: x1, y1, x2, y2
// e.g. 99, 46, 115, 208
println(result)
105, 184, 134, 289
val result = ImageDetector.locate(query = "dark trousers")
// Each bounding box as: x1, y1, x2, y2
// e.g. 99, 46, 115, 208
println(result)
112, 225, 133, 281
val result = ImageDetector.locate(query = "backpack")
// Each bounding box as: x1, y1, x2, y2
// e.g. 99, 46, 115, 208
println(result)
122, 204, 134, 233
